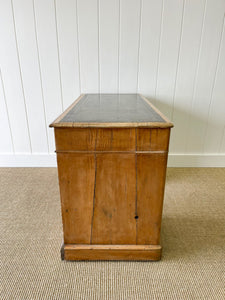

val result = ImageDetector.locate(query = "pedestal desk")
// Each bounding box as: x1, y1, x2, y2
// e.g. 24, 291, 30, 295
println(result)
50, 94, 173, 261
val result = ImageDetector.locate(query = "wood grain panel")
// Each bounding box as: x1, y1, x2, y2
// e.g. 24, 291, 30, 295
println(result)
137, 128, 170, 151
91, 153, 136, 244
136, 153, 168, 245
57, 153, 95, 244
96, 128, 136, 151
55, 128, 97, 151
55, 128, 137, 152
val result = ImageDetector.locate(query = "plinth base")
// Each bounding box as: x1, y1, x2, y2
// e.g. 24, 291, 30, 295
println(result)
61, 244, 162, 261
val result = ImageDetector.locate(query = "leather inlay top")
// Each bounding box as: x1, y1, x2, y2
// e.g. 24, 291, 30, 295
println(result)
60, 94, 165, 123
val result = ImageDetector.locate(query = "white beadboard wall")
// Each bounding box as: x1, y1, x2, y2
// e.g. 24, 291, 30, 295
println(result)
0, 0, 225, 167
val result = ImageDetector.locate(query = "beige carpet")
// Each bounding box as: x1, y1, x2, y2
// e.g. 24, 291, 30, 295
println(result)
1, 168, 224, 300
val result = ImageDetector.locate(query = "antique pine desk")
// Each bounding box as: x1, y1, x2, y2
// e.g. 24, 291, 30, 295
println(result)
50, 94, 173, 261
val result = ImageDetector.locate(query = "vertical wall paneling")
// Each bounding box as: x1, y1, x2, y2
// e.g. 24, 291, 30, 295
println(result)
138, 0, 163, 98
77, 0, 99, 93
169, 0, 206, 153
119, 0, 141, 93
204, 18, 225, 153
12, 0, 48, 153
34, 0, 63, 153
54, 0, 81, 109
186, 0, 225, 153
0, 0, 31, 153
220, 128, 225, 153
0, 71, 14, 153
0, 0, 225, 166
99, 0, 119, 93
155, 0, 184, 119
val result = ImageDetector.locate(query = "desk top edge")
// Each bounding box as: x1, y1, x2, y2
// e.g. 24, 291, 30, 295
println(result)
49, 94, 174, 128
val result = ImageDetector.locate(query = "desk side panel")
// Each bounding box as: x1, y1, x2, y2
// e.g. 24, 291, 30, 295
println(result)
56, 152, 95, 244
136, 152, 168, 245
91, 153, 137, 244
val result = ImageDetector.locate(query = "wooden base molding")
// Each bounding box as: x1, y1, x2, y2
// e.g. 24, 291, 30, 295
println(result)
61, 244, 162, 261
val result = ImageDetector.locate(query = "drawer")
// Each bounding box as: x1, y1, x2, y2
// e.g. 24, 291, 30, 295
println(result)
137, 128, 170, 151
55, 128, 136, 152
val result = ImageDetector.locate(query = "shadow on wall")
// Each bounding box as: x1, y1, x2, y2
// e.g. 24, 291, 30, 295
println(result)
144, 96, 224, 153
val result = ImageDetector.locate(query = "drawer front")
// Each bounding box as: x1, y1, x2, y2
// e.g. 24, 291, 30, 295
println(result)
55, 128, 136, 152
55, 127, 170, 152
55, 128, 96, 151
137, 128, 170, 151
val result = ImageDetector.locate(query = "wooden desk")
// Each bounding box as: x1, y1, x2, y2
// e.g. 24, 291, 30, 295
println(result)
50, 94, 173, 261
